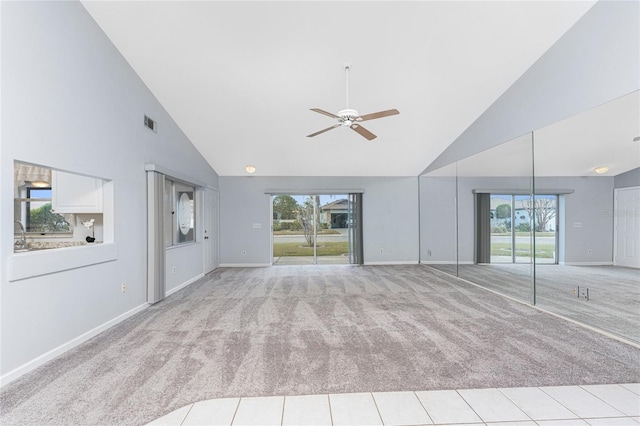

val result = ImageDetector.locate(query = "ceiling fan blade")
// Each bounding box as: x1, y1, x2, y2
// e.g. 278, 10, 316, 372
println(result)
307, 124, 341, 137
357, 109, 399, 122
350, 123, 377, 140
310, 108, 340, 119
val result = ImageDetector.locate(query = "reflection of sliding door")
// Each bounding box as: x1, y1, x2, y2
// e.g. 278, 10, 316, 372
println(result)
513, 195, 532, 263
480, 193, 557, 264
272, 193, 362, 265
532, 195, 557, 264
489, 194, 513, 263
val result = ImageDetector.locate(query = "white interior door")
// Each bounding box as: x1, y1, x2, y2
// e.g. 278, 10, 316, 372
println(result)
614, 187, 640, 268
203, 188, 219, 273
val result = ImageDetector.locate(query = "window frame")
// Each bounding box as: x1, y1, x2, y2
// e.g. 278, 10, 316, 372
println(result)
164, 178, 196, 247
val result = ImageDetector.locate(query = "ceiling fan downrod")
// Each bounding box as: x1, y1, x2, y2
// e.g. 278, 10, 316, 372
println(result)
344, 64, 350, 109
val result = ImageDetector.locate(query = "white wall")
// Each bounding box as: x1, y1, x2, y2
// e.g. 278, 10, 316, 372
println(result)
1, 2, 218, 381
219, 176, 419, 265
425, 1, 639, 173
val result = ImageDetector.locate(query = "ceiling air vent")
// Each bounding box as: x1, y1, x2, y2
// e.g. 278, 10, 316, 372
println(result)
144, 115, 157, 133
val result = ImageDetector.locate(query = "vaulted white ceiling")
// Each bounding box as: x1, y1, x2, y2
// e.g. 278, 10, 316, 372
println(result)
82, 1, 597, 176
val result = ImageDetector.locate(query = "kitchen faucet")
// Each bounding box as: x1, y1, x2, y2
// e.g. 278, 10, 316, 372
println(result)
14, 220, 27, 250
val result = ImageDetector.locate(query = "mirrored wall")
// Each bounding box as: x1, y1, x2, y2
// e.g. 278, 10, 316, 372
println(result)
421, 90, 640, 343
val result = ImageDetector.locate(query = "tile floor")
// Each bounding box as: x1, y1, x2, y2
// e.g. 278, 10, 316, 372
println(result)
148, 383, 640, 426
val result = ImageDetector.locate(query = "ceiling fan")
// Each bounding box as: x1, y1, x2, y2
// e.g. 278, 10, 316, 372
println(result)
307, 65, 399, 141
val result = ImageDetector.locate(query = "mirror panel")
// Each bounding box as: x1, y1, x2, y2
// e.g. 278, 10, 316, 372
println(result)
420, 162, 458, 276
420, 91, 639, 343
534, 91, 640, 343
455, 133, 534, 303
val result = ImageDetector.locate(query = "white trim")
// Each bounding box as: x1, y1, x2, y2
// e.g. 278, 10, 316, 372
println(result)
166, 273, 204, 297
0, 302, 149, 388
420, 260, 457, 265
423, 265, 640, 350
219, 263, 271, 268
364, 261, 419, 265
561, 261, 614, 266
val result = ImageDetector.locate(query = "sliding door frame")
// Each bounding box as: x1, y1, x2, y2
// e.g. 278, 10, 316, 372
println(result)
267, 189, 364, 266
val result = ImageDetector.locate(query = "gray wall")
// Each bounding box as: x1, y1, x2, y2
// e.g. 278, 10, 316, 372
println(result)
614, 167, 640, 189
219, 176, 419, 265
1, 2, 218, 379
425, 1, 639, 173
419, 176, 615, 265
419, 176, 457, 263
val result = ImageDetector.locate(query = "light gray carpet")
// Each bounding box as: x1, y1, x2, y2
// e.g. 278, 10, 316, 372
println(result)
1, 265, 640, 426
432, 264, 640, 341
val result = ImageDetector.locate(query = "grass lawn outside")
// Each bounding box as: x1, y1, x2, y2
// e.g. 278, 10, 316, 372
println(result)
273, 229, 341, 235
492, 232, 556, 237
491, 242, 555, 258
274, 241, 348, 257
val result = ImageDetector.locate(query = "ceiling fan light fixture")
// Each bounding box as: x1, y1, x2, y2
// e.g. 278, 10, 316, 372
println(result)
245, 165, 256, 174
306, 64, 399, 140
594, 166, 609, 174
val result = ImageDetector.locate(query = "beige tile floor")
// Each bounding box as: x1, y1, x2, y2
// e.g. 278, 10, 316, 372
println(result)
148, 383, 640, 426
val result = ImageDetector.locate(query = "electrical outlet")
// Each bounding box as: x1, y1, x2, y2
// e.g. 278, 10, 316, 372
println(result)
587, 248, 592, 254
172, 266, 177, 273
242, 250, 247, 255
121, 282, 126, 293
379, 248, 383, 254
427, 249, 432, 256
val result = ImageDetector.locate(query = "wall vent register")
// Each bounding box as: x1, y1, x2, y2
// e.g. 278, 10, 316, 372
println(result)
144, 115, 157, 133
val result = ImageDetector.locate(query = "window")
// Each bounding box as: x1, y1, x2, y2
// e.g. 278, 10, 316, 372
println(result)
24, 187, 71, 233
164, 178, 195, 246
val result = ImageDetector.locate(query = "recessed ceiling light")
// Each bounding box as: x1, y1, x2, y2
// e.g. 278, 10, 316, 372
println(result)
245, 165, 256, 174
594, 166, 609, 174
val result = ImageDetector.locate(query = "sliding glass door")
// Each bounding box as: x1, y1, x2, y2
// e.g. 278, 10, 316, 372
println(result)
489, 194, 514, 263
486, 194, 557, 264
272, 194, 361, 265
532, 195, 558, 264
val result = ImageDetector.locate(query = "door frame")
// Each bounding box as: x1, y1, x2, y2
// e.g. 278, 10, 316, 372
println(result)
203, 187, 219, 274
269, 192, 363, 265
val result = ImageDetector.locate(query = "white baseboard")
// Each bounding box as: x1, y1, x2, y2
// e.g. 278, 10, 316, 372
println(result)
420, 260, 458, 265
219, 263, 271, 268
0, 302, 149, 388
364, 261, 419, 265
561, 261, 614, 266
166, 273, 204, 297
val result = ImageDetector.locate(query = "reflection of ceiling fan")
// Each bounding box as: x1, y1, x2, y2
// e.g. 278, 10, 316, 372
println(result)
307, 65, 399, 141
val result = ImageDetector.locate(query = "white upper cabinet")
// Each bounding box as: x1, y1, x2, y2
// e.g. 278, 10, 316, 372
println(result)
52, 170, 103, 213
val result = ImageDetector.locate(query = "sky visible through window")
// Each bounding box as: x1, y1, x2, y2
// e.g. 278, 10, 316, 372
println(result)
288, 194, 346, 207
